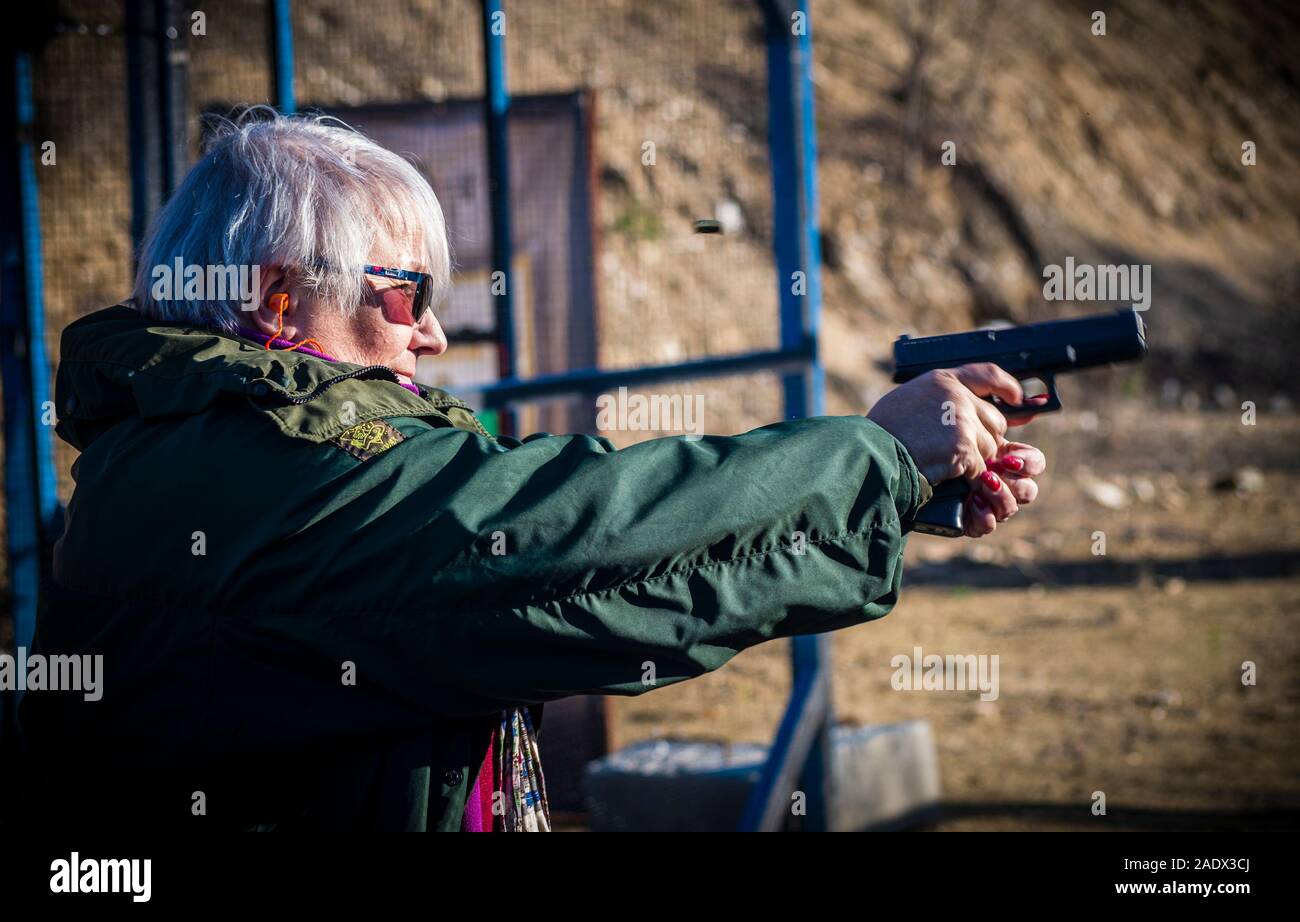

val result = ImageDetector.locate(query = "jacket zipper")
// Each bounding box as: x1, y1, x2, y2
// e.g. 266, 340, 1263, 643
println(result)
277, 365, 470, 414
281, 365, 399, 404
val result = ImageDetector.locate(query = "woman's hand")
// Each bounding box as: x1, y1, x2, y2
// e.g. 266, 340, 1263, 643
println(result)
961, 441, 1047, 537
867, 363, 1047, 537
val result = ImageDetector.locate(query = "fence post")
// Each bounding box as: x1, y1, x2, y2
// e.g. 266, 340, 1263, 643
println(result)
0, 49, 58, 697
271, 0, 295, 114
125, 0, 188, 259
480, 0, 516, 436
740, 0, 831, 832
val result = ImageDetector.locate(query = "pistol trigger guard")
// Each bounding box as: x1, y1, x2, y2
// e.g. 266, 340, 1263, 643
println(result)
990, 373, 1061, 417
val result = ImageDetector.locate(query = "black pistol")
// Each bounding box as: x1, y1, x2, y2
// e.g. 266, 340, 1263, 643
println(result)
892, 309, 1148, 538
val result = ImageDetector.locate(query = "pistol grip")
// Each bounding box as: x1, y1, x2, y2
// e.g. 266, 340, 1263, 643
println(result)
912, 478, 971, 538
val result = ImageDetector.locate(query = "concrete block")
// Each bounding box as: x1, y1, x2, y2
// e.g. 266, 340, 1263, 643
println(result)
583, 721, 941, 831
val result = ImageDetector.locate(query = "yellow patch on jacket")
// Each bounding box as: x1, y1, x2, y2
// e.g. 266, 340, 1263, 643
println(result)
332, 419, 405, 461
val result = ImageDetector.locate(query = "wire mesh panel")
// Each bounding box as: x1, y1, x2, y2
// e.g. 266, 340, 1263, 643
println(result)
292, 0, 484, 105
30, 3, 133, 501
505, 1, 787, 441
510, 1, 781, 365
187, 0, 277, 114
28, 0, 793, 455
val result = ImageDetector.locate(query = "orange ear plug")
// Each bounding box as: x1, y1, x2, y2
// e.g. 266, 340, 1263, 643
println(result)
264, 292, 325, 354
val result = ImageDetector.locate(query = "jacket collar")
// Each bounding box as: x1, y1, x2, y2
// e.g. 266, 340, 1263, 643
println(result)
55, 303, 481, 450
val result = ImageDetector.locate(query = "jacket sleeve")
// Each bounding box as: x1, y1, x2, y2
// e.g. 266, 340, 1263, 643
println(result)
238, 415, 927, 718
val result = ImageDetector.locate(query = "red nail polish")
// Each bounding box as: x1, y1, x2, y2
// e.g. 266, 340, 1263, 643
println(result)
982, 471, 1002, 491
999, 456, 1024, 472
972, 494, 989, 511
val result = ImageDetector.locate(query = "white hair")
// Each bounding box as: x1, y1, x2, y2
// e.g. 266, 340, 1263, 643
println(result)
132, 107, 450, 331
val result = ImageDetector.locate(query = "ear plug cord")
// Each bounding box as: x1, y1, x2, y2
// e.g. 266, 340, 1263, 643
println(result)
265, 292, 326, 354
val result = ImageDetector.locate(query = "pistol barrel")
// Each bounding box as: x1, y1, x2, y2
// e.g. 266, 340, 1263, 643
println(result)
892, 309, 1147, 383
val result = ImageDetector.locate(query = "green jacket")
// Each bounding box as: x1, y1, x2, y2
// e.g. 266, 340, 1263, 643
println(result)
21, 303, 929, 830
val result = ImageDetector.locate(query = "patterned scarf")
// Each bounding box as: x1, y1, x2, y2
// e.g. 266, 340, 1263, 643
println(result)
496, 706, 550, 831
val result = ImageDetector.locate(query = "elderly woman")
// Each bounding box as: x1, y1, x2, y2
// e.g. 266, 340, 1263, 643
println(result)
21, 113, 1043, 832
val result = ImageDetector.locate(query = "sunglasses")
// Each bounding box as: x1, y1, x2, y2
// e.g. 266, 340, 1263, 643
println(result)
362, 264, 435, 323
